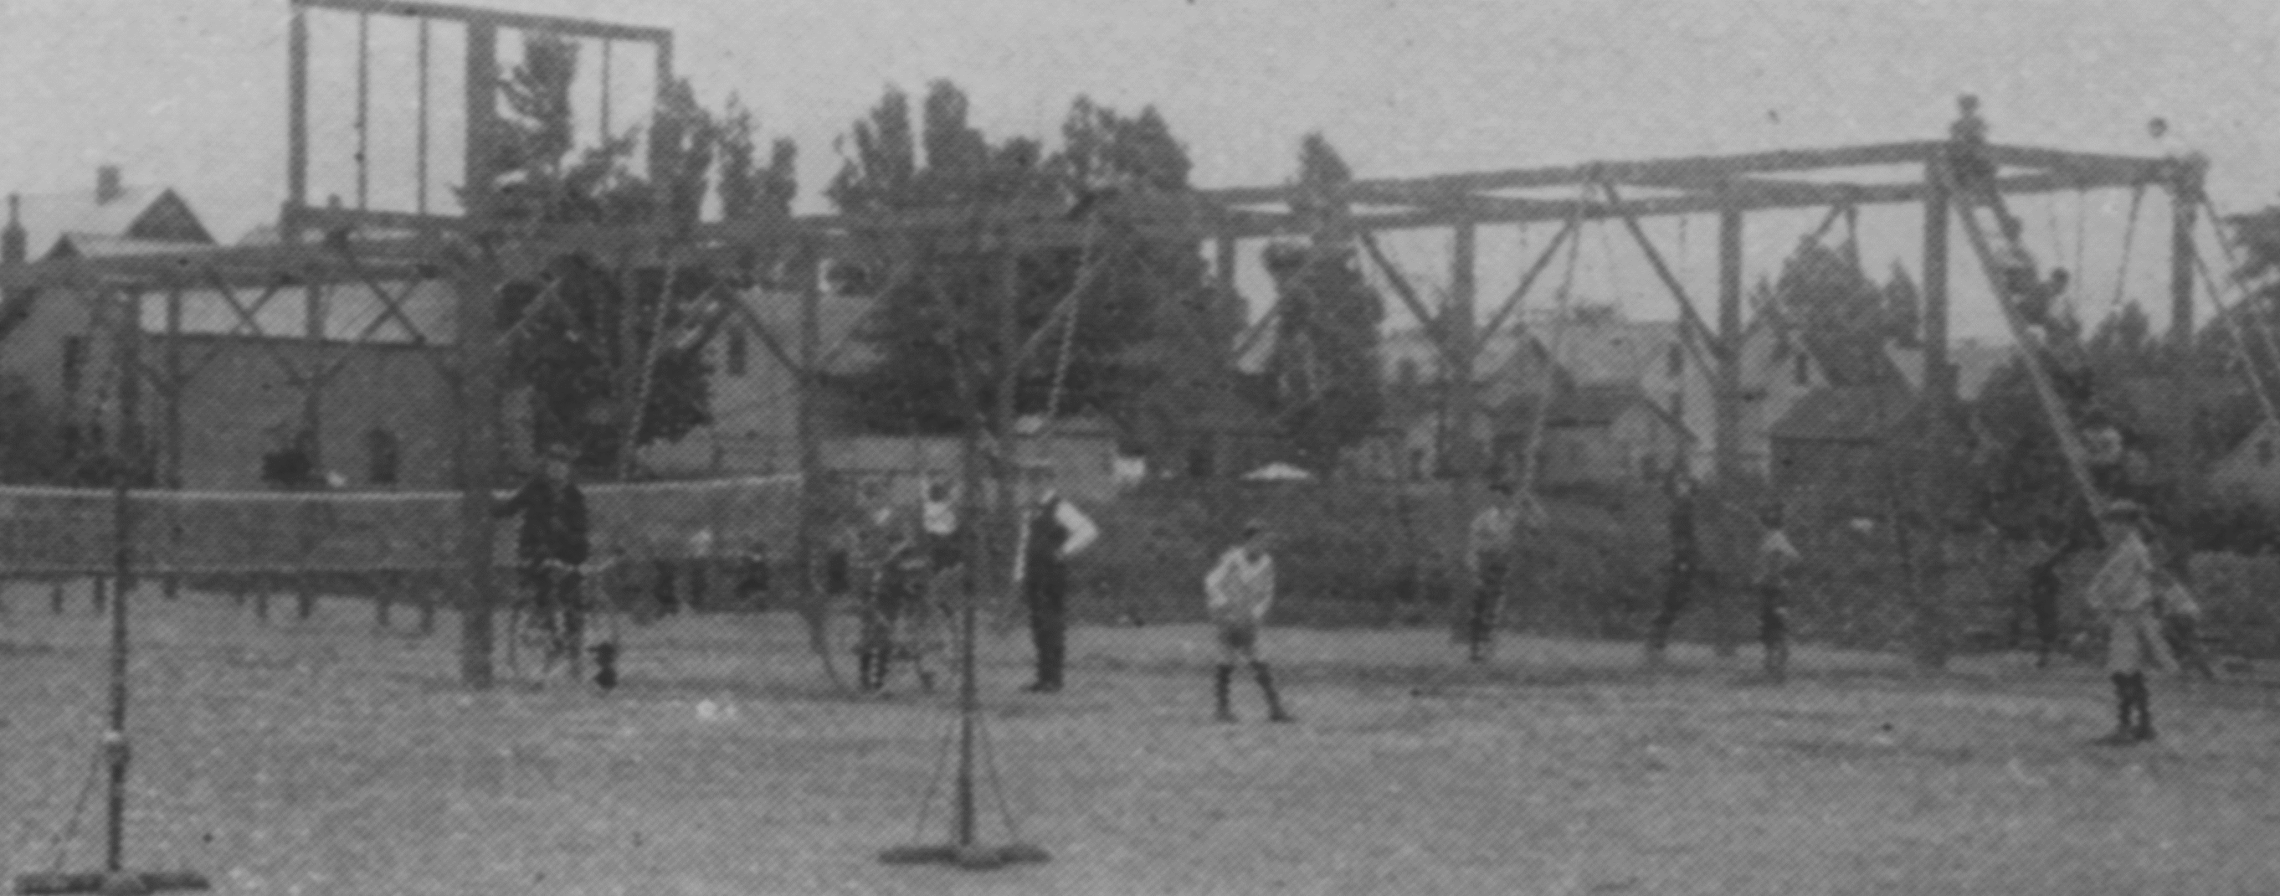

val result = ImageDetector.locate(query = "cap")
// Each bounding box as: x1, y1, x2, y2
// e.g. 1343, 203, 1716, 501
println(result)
1241, 518, 1269, 537
2103, 500, 2146, 521
542, 443, 578, 462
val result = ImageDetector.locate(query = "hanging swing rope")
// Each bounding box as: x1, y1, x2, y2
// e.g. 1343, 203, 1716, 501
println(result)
2107, 184, 2149, 318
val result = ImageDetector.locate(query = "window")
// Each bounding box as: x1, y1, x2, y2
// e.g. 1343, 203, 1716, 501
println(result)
1793, 353, 1810, 386
61, 336, 88, 398
1666, 344, 1683, 378
726, 328, 750, 377
364, 427, 401, 485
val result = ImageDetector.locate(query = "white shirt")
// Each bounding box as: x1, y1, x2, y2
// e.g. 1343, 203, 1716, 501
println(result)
1050, 499, 1099, 558
1205, 547, 1276, 625
922, 496, 958, 536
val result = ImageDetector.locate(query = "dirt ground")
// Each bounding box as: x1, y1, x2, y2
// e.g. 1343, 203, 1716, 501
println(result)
3, 584, 2278, 895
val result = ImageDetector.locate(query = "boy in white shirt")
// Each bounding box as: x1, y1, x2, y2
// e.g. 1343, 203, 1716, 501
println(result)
1206, 520, 1294, 723
1754, 503, 1804, 682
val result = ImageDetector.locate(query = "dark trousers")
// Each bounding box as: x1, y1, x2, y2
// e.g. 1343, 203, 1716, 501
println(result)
1647, 559, 1697, 652
1026, 562, 1068, 687
1466, 554, 1509, 660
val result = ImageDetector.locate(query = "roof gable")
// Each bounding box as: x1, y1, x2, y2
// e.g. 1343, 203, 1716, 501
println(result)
13, 185, 212, 259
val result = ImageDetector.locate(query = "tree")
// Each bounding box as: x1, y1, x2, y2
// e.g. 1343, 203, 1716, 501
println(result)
1260, 134, 1385, 474
827, 82, 1201, 434
485, 34, 797, 473
0, 374, 70, 484
1769, 239, 1898, 385
1883, 264, 1922, 348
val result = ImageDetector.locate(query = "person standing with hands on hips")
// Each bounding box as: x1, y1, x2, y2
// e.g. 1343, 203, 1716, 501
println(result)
1206, 520, 1294, 723
1020, 477, 1097, 693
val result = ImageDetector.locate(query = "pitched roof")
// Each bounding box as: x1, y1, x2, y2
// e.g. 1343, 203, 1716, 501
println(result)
11, 186, 212, 258
1543, 318, 1680, 386
1770, 385, 1917, 443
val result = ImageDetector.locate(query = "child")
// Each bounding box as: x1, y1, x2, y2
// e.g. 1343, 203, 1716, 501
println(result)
1755, 504, 1803, 682
857, 531, 930, 694
2083, 501, 2174, 744
1205, 520, 1293, 723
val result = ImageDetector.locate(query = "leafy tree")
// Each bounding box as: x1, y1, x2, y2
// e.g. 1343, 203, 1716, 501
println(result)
1882, 264, 1922, 348
1259, 134, 1385, 475
0, 374, 71, 484
483, 34, 797, 473
1769, 240, 1897, 385
827, 82, 1203, 434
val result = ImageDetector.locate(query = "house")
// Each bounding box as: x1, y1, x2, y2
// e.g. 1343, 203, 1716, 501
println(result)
2209, 417, 2280, 507
1536, 383, 1696, 486
8, 166, 213, 260
1767, 384, 1919, 487
1360, 302, 1828, 484
637, 285, 875, 478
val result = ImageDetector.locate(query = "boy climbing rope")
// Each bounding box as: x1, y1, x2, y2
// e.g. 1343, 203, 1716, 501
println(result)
1206, 520, 1293, 723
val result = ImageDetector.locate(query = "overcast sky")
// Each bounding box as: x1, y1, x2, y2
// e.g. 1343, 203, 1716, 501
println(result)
6, 0, 2279, 342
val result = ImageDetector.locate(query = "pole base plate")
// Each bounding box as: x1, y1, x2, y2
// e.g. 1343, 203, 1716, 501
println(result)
878, 842, 1051, 870
13, 870, 210, 895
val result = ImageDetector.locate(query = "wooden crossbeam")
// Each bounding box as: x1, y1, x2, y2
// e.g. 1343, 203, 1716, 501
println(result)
1601, 181, 1728, 366
293, 0, 670, 43
1476, 214, 1582, 350
326, 241, 437, 345
1356, 231, 1463, 365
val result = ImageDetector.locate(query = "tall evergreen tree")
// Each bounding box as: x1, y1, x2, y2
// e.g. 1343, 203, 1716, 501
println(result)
828, 82, 1206, 435
1262, 134, 1385, 474
485, 34, 797, 472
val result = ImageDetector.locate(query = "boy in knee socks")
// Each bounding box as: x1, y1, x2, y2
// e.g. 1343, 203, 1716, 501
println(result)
1206, 520, 1293, 723
2084, 502, 2174, 744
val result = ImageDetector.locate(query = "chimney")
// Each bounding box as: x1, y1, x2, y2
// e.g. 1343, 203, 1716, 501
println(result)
2, 194, 24, 265
96, 165, 123, 204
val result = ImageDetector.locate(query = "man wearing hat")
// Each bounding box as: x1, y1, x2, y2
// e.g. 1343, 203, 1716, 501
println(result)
494, 443, 593, 678
1645, 471, 1702, 665
1205, 519, 1293, 723
1019, 475, 1098, 693
2084, 500, 2173, 744
1462, 481, 1527, 662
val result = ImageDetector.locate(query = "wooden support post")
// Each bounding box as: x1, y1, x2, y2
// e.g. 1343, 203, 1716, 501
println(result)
1922, 173, 1952, 402
1711, 209, 1744, 659
416, 18, 429, 216
298, 282, 326, 620
2170, 177, 2200, 351
286, 3, 310, 224
794, 241, 836, 686
648, 34, 675, 187
1914, 164, 1956, 669
1446, 223, 1488, 658
455, 21, 503, 689
162, 287, 184, 600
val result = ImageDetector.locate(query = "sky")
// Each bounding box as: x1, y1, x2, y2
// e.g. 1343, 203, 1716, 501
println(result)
6, 0, 2280, 344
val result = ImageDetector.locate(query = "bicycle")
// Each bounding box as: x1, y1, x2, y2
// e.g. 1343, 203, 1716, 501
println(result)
503, 556, 622, 686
